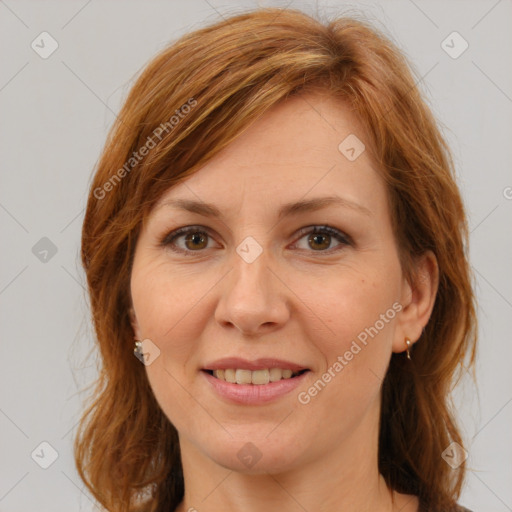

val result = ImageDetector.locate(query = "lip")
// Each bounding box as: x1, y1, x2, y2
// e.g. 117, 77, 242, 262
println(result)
203, 357, 309, 372
202, 369, 310, 405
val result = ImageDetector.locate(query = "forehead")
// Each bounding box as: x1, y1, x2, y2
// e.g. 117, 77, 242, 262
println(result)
154, 91, 387, 219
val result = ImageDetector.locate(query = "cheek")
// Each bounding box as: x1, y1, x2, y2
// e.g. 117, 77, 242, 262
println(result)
130, 260, 215, 430
293, 271, 399, 441
297, 264, 400, 406
305, 265, 400, 357
130, 260, 216, 354
131, 250, 401, 373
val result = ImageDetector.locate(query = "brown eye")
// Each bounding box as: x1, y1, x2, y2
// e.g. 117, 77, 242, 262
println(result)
162, 224, 351, 256
307, 232, 331, 251
294, 225, 351, 253
183, 231, 208, 250
161, 226, 214, 254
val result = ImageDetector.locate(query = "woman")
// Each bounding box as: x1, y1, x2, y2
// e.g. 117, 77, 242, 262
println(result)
75, 7, 476, 512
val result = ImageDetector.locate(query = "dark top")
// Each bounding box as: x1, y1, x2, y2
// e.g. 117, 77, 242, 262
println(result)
170, 503, 474, 511
419, 504, 473, 512
171, 503, 473, 512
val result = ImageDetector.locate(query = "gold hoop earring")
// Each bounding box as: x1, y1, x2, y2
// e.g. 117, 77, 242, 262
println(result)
405, 338, 412, 360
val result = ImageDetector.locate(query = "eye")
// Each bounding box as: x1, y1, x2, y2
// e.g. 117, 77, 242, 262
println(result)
160, 224, 352, 255
160, 226, 217, 254
292, 225, 351, 253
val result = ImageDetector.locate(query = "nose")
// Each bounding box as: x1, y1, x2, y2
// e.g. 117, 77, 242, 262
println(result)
214, 248, 290, 337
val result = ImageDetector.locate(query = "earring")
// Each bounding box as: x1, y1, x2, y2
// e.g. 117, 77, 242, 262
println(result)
134, 340, 144, 362
405, 338, 412, 360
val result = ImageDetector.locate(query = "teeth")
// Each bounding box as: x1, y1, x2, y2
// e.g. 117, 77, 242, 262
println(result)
251, 369, 269, 385
269, 368, 282, 382
282, 369, 292, 379
212, 368, 301, 384
235, 369, 252, 385
224, 369, 236, 383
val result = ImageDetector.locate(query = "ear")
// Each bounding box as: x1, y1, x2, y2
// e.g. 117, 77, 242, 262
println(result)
392, 250, 439, 354
129, 306, 142, 340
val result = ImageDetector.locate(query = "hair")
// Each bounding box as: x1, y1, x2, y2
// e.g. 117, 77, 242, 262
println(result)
75, 7, 477, 512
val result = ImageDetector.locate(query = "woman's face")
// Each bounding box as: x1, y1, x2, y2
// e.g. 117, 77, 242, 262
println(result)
130, 92, 419, 474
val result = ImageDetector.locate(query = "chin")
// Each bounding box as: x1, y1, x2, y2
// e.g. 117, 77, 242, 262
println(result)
199, 429, 307, 475
215, 449, 302, 475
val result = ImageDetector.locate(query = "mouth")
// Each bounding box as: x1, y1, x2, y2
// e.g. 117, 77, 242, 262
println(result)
202, 368, 310, 385
201, 366, 311, 405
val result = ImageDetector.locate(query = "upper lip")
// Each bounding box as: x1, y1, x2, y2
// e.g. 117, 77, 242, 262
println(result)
203, 357, 309, 372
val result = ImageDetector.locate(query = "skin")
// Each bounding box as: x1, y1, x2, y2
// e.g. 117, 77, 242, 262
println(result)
129, 91, 438, 512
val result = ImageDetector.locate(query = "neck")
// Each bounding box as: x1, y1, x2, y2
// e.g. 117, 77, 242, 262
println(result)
174, 405, 399, 512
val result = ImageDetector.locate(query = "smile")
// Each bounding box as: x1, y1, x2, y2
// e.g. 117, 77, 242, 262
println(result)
205, 368, 308, 385
201, 368, 311, 405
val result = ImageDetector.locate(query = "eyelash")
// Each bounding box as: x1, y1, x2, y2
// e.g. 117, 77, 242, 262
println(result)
160, 225, 352, 256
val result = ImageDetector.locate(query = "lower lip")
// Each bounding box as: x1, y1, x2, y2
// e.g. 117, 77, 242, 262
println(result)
202, 370, 310, 405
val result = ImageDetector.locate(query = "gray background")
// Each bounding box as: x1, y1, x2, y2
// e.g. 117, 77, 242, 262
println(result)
1, 0, 511, 511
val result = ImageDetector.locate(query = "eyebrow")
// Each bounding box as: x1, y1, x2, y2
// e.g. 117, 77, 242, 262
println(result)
158, 195, 372, 220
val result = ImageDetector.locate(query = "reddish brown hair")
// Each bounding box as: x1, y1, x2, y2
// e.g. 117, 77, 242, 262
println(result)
76, 7, 477, 512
